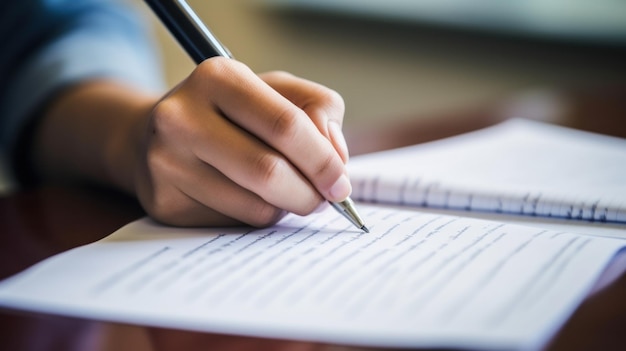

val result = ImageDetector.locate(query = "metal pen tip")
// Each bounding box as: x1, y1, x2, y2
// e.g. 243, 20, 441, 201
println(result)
329, 198, 368, 233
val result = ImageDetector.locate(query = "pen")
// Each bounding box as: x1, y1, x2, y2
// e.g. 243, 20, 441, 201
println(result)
144, 0, 369, 233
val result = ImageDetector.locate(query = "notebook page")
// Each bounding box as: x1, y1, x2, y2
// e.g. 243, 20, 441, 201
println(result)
0, 205, 622, 350
348, 119, 626, 223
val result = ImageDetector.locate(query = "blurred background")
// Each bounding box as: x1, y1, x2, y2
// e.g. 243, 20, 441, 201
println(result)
3, 0, 626, 193
138, 0, 626, 132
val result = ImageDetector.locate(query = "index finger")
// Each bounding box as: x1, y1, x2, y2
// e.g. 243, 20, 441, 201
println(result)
259, 71, 349, 164
198, 58, 352, 203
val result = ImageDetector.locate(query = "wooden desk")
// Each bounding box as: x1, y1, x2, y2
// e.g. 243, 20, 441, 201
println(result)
1, 100, 625, 350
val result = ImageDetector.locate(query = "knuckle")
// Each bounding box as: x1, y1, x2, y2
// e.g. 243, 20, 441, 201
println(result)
251, 152, 284, 188
196, 57, 229, 77
270, 106, 300, 141
194, 57, 245, 87
312, 150, 336, 178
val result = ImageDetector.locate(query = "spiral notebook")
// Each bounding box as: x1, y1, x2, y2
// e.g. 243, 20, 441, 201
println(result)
348, 118, 626, 227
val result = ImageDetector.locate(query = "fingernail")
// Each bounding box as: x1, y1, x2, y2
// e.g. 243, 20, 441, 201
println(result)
329, 174, 352, 201
328, 121, 349, 163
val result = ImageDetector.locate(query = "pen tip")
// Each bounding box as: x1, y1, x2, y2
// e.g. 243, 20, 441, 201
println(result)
361, 225, 370, 233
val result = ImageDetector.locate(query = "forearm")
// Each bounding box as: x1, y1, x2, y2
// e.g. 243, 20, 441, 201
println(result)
30, 80, 158, 194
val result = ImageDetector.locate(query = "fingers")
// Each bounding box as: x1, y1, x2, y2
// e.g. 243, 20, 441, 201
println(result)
193, 58, 351, 202
137, 139, 287, 227
136, 57, 351, 227
259, 71, 349, 163
150, 83, 325, 216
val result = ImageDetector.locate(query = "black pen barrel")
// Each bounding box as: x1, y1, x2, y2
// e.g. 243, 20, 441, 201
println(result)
143, 0, 231, 63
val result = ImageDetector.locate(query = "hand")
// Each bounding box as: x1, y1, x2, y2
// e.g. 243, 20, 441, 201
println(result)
133, 58, 350, 227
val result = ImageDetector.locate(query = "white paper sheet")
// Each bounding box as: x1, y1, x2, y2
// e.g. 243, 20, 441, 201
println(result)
0, 205, 623, 350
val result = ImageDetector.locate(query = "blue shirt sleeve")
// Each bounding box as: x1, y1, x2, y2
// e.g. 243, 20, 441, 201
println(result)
0, 0, 166, 164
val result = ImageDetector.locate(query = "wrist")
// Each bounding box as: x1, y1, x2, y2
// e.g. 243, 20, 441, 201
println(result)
31, 80, 159, 195
105, 94, 156, 196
